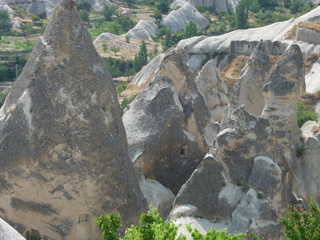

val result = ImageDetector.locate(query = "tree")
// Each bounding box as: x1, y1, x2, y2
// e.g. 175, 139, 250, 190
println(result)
133, 40, 148, 72
32, 15, 42, 26
111, 46, 120, 55
284, 0, 291, 8
236, 0, 251, 29
102, 42, 108, 52
100, 4, 118, 21
183, 21, 197, 39
0, 9, 12, 40
79, 10, 90, 24
121, 0, 135, 6
125, 35, 130, 43
150, 10, 162, 23
157, 0, 170, 13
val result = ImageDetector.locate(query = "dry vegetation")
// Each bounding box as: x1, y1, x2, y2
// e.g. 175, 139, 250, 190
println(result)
298, 20, 320, 32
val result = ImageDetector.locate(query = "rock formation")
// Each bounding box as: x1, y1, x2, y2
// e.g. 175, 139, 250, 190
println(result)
177, 7, 320, 70
163, 2, 209, 33
229, 40, 271, 117
195, 59, 229, 122
93, 32, 117, 44
0, 4, 13, 18
123, 48, 219, 194
168, 45, 308, 239
262, 44, 305, 141
0, 0, 147, 239
125, 20, 159, 42
170, 0, 239, 13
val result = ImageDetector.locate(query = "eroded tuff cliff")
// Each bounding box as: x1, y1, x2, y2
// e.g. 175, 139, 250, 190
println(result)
0, 0, 147, 239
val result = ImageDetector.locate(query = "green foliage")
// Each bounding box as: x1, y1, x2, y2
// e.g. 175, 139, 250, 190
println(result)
121, 0, 136, 6
157, 0, 170, 14
297, 102, 318, 128
14, 40, 35, 51
102, 42, 108, 52
95, 213, 121, 240
0, 64, 8, 82
31, 15, 42, 26
80, 10, 90, 24
186, 225, 246, 240
236, 0, 251, 29
101, 4, 118, 21
125, 35, 131, 43
115, 16, 135, 32
104, 57, 133, 78
133, 40, 148, 72
0, 9, 12, 39
150, 10, 163, 23
120, 94, 138, 115
20, 24, 36, 36
116, 82, 127, 94
183, 21, 197, 39
279, 195, 320, 240
111, 46, 120, 55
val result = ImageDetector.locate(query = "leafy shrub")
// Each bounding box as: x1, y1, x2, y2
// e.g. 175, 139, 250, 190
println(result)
95, 207, 247, 240
297, 102, 318, 127
116, 82, 127, 94
0, 65, 8, 82
279, 195, 320, 239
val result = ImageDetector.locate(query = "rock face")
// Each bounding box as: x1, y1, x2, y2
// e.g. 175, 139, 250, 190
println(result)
295, 121, 320, 205
195, 60, 229, 122
229, 40, 271, 117
0, 218, 25, 240
170, 107, 295, 239
296, 25, 320, 45
93, 32, 117, 44
169, 45, 308, 238
163, 2, 209, 33
0, 0, 147, 239
177, 7, 320, 70
123, 48, 219, 194
126, 20, 159, 41
262, 44, 305, 141
170, 0, 239, 13
0, 0, 112, 18
0, 4, 13, 18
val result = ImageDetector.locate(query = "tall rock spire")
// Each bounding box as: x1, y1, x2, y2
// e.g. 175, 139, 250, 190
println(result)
0, 0, 147, 239
262, 44, 305, 141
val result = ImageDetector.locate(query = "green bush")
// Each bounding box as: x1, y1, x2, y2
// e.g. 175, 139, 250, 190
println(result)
279, 195, 320, 239
95, 207, 248, 240
116, 82, 127, 94
297, 102, 318, 128
0, 65, 8, 82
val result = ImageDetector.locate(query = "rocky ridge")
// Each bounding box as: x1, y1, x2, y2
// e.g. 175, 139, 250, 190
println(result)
0, 0, 147, 239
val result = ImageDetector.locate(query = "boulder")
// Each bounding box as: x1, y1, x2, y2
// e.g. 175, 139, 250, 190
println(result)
0, 0, 147, 239
195, 59, 229, 122
0, 218, 25, 240
163, 2, 209, 33
123, 48, 219, 194
228, 40, 271, 118
170, 0, 239, 13
125, 20, 159, 41
93, 32, 117, 44
261, 44, 305, 141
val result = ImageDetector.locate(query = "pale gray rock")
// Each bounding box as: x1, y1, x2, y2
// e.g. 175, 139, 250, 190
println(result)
12, 17, 21, 29
125, 20, 159, 41
0, 0, 147, 239
163, 2, 209, 33
123, 48, 219, 194
177, 7, 320, 69
195, 59, 229, 122
93, 32, 117, 44
0, 4, 13, 18
262, 44, 305, 141
296, 25, 320, 44
225, 40, 271, 121
0, 218, 25, 240
131, 53, 165, 86
170, 0, 239, 13
169, 106, 296, 239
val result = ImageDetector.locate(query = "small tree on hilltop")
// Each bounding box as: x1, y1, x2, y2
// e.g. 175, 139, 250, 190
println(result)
133, 40, 148, 72
100, 4, 118, 21
236, 0, 251, 29
183, 20, 197, 39
111, 46, 120, 55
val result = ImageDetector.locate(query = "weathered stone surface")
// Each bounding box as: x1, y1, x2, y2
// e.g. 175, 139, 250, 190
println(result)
93, 32, 117, 44
0, 218, 25, 240
177, 7, 320, 70
125, 20, 159, 41
170, 0, 239, 13
123, 48, 219, 194
163, 2, 209, 33
195, 60, 229, 122
0, 0, 147, 239
170, 106, 296, 239
131, 53, 165, 86
262, 44, 305, 141
296, 25, 320, 45
228, 40, 271, 118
